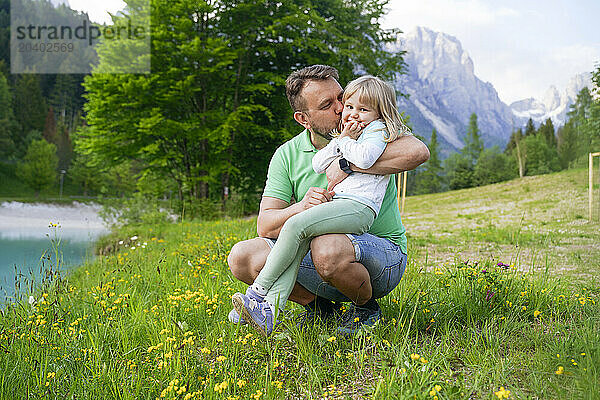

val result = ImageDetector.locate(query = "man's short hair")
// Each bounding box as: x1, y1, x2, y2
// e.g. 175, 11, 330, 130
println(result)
285, 65, 339, 112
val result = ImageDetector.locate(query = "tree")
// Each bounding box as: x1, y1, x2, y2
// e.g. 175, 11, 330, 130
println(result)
444, 113, 482, 190
557, 122, 577, 169
0, 72, 19, 160
463, 113, 484, 164
537, 118, 557, 148
16, 139, 58, 195
68, 152, 102, 197
415, 130, 442, 194
81, 0, 406, 209
12, 74, 47, 156
523, 134, 560, 176
448, 155, 474, 190
474, 146, 516, 186
505, 128, 524, 178
524, 118, 536, 137
566, 87, 595, 158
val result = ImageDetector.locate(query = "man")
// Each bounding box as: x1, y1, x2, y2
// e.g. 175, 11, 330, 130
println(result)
228, 65, 429, 334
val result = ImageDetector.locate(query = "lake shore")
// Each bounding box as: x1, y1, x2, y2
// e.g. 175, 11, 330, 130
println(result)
0, 201, 109, 240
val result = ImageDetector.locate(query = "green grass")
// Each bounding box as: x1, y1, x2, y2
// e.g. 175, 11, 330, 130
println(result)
1, 169, 599, 399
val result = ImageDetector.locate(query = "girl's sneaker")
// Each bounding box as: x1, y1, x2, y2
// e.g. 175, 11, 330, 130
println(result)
228, 309, 246, 324
231, 292, 275, 336
228, 287, 265, 325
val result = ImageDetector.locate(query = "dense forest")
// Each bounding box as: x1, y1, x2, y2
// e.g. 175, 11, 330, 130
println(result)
1, 0, 599, 217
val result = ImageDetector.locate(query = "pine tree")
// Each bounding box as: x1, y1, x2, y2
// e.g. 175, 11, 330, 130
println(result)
12, 75, 47, 156
538, 118, 557, 148
523, 134, 560, 175
564, 87, 597, 162
43, 107, 57, 144
524, 118, 536, 137
415, 130, 442, 194
474, 146, 516, 185
557, 122, 578, 169
447, 112, 482, 189
0, 71, 19, 160
463, 113, 483, 164
449, 156, 474, 190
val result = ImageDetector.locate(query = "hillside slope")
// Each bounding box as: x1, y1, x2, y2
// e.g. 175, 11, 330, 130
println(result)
403, 168, 599, 284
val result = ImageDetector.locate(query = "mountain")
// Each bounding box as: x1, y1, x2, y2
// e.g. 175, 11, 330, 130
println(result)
510, 73, 593, 127
389, 26, 514, 156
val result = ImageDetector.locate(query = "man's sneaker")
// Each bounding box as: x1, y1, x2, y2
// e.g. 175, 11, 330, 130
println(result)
232, 292, 275, 336
228, 287, 264, 325
336, 303, 381, 336
296, 298, 344, 329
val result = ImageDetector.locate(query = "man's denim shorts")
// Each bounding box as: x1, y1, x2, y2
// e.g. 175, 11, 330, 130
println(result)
262, 232, 407, 302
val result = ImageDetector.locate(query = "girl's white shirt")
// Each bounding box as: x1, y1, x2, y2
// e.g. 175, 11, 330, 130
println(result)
312, 119, 390, 216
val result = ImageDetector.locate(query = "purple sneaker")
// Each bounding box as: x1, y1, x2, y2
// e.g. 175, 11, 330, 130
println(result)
228, 309, 246, 324
231, 292, 275, 336
228, 287, 264, 325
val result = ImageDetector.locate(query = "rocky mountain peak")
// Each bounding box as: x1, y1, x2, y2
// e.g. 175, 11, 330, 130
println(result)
390, 26, 513, 155
510, 72, 592, 127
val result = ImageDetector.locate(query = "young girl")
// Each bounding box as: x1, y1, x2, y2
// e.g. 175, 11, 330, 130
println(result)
232, 75, 410, 336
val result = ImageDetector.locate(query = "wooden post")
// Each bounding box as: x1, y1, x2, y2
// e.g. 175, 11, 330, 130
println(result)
397, 171, 408, 214
590, 152, 600, 221
590, 153, 594, 221
402, 171, 408, 214
397, 173, 401, 212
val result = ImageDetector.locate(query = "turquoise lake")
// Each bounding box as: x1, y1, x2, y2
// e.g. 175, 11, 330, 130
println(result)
0, 202, 108, 302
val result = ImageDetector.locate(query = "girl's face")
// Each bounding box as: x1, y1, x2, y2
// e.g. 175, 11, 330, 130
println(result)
341, 92, 380, 126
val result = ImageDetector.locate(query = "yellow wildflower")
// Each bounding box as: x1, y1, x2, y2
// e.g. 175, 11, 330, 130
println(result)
494, 386, 510, 399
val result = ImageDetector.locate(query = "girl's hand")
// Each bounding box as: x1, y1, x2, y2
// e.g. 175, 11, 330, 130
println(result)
340, 120, 364, 139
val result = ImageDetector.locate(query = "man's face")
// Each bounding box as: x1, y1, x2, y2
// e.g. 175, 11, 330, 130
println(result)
299, 78, 344, 139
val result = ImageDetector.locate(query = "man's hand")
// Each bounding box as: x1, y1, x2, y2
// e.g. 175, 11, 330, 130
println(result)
326, 160, 348, 191
299, 187, 335, 210
257, 188, 334, 238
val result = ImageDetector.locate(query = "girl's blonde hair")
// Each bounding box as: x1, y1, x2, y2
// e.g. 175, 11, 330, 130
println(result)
339, 75, 411, 142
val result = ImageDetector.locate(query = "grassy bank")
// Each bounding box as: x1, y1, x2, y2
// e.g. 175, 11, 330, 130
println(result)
0, 168, 598, 399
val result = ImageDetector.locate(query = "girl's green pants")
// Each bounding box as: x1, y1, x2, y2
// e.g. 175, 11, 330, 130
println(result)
254, 198, 375, 312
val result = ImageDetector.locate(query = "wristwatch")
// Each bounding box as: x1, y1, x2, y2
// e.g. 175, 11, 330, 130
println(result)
339, 158, 353, 175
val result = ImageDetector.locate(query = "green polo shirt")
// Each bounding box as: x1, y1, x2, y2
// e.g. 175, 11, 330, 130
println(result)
263, 130, 407, 253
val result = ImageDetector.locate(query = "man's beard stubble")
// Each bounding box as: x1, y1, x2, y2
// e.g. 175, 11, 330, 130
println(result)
308, 116, 342, 142
310, 127, 334, 141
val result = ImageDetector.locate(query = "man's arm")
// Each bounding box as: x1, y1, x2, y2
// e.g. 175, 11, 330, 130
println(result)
257, 188, 334, 238
326, 134, 429, 191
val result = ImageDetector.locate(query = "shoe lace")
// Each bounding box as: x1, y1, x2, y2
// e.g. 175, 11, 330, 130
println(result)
248, 298, 268, 318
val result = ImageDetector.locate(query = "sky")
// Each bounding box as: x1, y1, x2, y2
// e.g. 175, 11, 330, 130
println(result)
66, 0, 126, 26
64, 0, 599, 105
383, 0, 600, 104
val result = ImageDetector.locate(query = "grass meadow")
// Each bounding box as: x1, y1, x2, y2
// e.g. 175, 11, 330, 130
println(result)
0, 168, 598, 399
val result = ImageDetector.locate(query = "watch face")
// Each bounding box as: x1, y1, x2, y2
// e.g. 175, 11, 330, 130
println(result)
339, 158, 352, 174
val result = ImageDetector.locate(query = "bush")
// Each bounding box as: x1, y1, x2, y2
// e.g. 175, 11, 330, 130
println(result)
99, 192, 175, 227
16, 139, 58, 195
